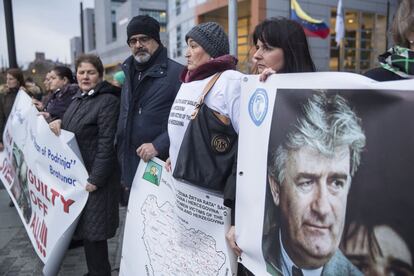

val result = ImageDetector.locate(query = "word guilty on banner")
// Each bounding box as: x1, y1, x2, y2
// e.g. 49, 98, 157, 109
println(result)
28, 169, 75, 215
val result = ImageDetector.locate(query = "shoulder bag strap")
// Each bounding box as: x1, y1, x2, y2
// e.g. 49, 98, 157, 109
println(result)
191, 72, 223, 119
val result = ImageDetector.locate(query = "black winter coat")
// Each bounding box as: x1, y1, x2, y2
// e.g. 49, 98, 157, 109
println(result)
62, 81, 121, 241
44, 83, 78, 122
0, 88, 18, 143
116, 47, 184, 187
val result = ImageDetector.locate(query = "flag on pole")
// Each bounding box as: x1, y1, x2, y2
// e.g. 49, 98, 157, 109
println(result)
335, 0, 345, 46
290, 0, 330, 39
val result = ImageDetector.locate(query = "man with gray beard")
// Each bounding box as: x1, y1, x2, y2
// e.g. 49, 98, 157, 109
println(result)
116, 15, 183, 204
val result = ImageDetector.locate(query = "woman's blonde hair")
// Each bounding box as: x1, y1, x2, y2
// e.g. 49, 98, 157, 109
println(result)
392, 0, 414, 48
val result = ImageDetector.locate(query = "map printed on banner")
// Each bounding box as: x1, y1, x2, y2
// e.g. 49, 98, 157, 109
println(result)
120, 158, 236, 276
141, 195, 227, 275
0, 91, 89, 276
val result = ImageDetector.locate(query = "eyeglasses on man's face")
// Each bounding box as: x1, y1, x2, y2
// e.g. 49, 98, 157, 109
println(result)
128, 35, 152, 47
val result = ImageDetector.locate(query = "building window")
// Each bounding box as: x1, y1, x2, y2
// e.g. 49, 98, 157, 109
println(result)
141, 9, 167, 32
111, 10, 117, 41
176, 25, 182, 57
176, 0, 181, 15
237, 17, 250, 73
92, 13, 96, 50
330, 9, 386, 73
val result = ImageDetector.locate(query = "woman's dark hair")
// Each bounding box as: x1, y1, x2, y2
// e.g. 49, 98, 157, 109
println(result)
6, 68, 25, 87
253, 17, 316, 73
75, 54, 104, 78
52, 66, 75, 83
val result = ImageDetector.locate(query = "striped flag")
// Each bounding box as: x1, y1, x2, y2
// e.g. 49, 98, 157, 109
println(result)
290, 0, 330, 39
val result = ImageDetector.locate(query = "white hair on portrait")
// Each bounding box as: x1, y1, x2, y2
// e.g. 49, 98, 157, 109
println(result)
269, 92, 366, 184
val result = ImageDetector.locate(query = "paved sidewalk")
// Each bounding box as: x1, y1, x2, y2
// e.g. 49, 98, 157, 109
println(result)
0, 187, 126, 276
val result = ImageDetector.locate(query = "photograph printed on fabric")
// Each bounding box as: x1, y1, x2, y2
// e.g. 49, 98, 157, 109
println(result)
262, 89, 414, 276
10, 143, 32, 223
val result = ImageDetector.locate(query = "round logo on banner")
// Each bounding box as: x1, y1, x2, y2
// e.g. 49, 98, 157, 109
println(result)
211, 135, 231, 154
248, 88, 268, 126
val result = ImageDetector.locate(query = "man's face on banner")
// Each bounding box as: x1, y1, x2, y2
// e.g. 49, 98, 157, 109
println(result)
270, 145, 351, 268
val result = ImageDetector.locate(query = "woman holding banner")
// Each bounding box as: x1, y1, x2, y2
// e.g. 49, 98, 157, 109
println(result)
236, 17, 317, 275
1, 68, 27, 208
251, 17, 316, 79
365, 0, 414, 81
0, 68, 26, 152
33, 66, 78, 122
49, 54, 120, 276
166, 21, 243, 260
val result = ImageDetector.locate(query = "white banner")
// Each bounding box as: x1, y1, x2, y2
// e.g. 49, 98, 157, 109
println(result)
236, 73, 414, 275
0, 91, 89, 275
120, 157, 236, 276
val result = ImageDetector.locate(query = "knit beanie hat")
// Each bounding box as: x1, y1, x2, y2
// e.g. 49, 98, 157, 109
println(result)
127, 15, 161, 44
185, 22, 229, 58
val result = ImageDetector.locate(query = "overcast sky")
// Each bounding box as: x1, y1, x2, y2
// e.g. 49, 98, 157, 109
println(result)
0, 0, 94, 68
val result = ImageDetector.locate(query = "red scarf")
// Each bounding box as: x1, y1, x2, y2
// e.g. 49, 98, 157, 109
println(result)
181, 55, 238, 83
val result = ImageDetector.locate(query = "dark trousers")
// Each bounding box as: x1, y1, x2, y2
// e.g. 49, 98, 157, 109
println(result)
84, 239, 111, 276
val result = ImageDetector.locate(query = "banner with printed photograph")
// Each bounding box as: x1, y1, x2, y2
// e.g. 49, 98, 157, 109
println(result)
0, 91, 89, 275
236, 73, 414, 275
120, 157, 236, 276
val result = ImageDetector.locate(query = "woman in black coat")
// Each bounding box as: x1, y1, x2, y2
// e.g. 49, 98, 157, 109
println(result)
49, 54, 120, 276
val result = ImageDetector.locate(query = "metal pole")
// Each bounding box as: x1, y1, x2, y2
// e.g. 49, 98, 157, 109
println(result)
228, 0, 238, 57
385, 0, 390, 49
337, 44, 341, 71
3, 0, 18, 68
80, 2, 85, 53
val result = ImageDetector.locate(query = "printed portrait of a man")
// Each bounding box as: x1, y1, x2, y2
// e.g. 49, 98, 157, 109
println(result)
263, 92, 365, 276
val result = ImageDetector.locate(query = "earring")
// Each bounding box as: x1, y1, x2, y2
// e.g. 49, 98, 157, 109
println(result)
410, 40, 414, 44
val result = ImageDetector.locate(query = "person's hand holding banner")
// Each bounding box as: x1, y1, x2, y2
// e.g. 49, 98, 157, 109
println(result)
136, 143, 158, 162
259, 67, 276, 82
165, 157, 171, 172
49, 119, 62, 136
85, 182, 97, 192
226, 225, 242, 257
38, 111, 51, 120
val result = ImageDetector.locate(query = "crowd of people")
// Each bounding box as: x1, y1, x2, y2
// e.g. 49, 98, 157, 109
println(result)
0, 0, 413, 275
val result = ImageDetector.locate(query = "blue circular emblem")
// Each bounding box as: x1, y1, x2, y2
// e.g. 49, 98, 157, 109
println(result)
248, 89, 268, 126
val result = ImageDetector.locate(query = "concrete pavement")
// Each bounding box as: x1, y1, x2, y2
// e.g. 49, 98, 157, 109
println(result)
0, 187, 126, 276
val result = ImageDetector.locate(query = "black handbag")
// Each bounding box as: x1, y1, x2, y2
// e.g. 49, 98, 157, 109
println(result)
173, 73, 238, 192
